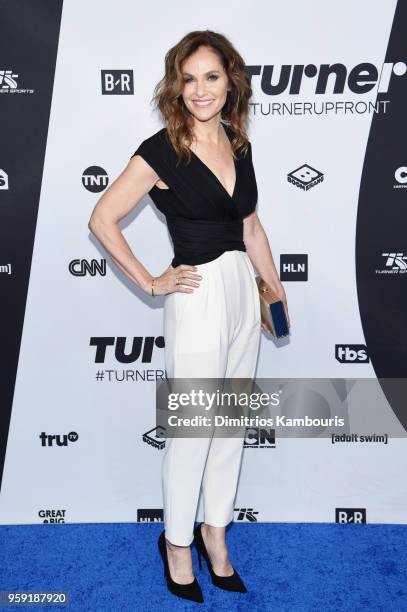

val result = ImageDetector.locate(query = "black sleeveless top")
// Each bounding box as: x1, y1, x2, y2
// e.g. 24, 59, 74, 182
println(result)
130, 124, 258, 267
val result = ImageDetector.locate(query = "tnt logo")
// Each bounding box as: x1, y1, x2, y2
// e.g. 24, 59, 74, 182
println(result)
101, 70, 134, 95
82, 166, 109, 193
137, 509, 164, 522
142, 426, 166, 450
335, 345, 369, 363
69, 259, 106, 276
244, 427, 275, 449
39, 431, 79, 447
234, 508, 259, 522
336, 508, 366, 523
280, 254, 308, 281
287, 164, 324, 191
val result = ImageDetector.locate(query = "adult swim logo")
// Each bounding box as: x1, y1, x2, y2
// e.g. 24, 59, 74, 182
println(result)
82, 167, 109, 193
288, 165, 323, 191
375, 252, 407, 274
101, 70, 134, 95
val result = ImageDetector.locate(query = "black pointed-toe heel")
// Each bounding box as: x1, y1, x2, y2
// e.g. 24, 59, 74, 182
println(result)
193, 523, 248, 593
158, 530, 204, 603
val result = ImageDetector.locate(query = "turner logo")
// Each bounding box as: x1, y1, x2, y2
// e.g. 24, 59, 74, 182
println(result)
142, 426, 166, 450
101, 70, 134, 95
336, 508, 366, 523
90, 337, 165, 363
38, 509, 66, 523
246, 61, 407, 95
288, 165, 323, 191
280, 255, 308, 281
375, 252, 407, 274
82, 166, 109, 193
234, 508, 259, 522
394, 166, 407, 189
39, 432, 79, 447
335, 345, 369, 364
0, 169, 9, 189
69, 259, 106, 276
244, 427, 275, 449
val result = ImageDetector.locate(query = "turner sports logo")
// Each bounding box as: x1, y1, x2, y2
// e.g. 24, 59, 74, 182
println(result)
375, 252, 407, 274
90, 337, 165, 363
0, 69, 35, 94
246, 61, 407, 95
234, 508, 259, 522
336, 508, 366, 523
39, 432, 79, 447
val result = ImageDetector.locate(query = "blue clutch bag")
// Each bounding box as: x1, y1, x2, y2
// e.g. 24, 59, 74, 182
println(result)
256, 276, 290, 338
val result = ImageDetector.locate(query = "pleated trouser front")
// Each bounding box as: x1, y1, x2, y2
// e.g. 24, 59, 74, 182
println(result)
162, 249, 261, 546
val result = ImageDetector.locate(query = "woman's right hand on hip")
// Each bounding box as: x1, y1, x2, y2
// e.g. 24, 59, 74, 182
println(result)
148, 264, 202, 295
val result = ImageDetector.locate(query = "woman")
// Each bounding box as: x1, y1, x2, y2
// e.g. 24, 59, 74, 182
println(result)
88, 30, 290, 603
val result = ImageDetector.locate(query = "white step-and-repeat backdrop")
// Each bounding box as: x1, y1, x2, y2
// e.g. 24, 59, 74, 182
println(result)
1, 0, 406, 525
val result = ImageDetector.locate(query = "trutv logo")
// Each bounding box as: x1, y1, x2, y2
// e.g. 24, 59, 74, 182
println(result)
39, 432, 79, 447
246, 61, 406, 95
336, 508, 366, 523
335, 345, 369, 364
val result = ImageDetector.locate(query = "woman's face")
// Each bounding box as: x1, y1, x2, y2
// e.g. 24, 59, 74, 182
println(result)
180, 45, 229, 123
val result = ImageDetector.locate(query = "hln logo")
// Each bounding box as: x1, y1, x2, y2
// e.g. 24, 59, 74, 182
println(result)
69, 259, 106, 276
101, 70, 134, 95
336, 508, 366, 523
280, 254, 308, 281
137, 509, 164, 522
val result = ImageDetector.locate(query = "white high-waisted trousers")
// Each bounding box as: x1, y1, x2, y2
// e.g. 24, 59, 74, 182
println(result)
162, 249, 261, 546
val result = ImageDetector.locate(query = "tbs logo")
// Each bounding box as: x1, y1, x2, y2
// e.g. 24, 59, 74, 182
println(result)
336, 508, 366, 523
335, 345, 369, 363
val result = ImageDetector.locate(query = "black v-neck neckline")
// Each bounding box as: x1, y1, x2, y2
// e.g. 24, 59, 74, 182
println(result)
188, 124, 238, 201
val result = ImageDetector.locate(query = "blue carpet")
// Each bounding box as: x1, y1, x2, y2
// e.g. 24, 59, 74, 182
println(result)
0, 522, 406, 611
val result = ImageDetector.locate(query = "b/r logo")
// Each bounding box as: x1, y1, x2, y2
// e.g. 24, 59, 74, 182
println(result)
336, 508, 366, 523
101, 70, 134, 95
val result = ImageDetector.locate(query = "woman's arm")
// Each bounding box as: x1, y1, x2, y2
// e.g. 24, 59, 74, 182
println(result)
88, 155, 159, 294
243, 211, 291, 327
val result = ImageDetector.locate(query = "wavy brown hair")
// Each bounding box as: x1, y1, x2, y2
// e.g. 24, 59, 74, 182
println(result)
151, 29, 252, 165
